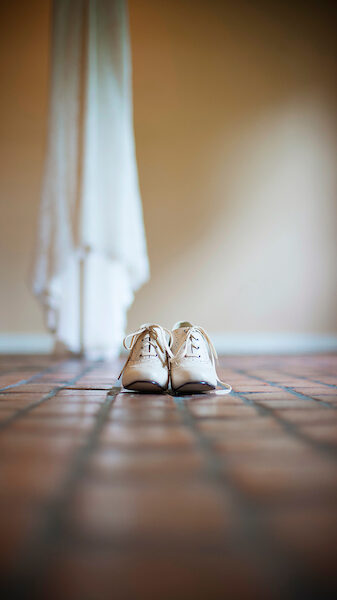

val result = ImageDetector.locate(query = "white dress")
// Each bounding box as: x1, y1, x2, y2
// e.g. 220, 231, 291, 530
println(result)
32, 0, 149, 358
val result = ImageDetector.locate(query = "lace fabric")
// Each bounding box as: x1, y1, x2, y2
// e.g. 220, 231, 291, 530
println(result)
32, 0, 149, 358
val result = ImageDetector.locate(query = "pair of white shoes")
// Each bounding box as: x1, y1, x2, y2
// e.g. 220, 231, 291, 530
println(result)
119, 321, 232, 394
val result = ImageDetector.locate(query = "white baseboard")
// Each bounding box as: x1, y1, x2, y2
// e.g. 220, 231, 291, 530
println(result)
0, 333, 54, 354
1, 332, 337, 355
210, 333, 337, 355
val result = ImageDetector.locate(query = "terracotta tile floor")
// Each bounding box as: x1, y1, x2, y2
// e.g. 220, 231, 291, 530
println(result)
0, 354, 337, 599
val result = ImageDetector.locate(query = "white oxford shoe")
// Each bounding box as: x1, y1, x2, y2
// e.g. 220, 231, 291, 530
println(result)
170, 321, 232, 394
119, 324, 173, 392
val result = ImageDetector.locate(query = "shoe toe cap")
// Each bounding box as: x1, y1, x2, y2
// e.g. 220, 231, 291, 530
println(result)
171, 363, 217, 391
122, 362, 168, 389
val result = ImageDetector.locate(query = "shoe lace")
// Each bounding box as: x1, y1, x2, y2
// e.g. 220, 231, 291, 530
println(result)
170, 325, 232, 393
118, 323, 173, 379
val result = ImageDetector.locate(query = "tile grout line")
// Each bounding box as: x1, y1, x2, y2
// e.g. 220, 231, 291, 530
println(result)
225, 385, 337, 460
0, 365, 53, 378
276, 368, 337, 391
5, 379, 121, 599
169, 391, 316, 598
0, 362, 98, 432
234, 368, 336, 409
0, 359, 69, 393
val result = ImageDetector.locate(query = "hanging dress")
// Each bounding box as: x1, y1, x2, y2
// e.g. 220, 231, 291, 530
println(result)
32, 0, 149, 358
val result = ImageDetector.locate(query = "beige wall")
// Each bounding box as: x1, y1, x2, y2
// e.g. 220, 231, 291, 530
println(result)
0, 0, 337, 341
0, 0, 50, 334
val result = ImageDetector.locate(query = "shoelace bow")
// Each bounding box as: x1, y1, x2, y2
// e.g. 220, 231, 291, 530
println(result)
170, 326, 232, 393
118, 324, 173, 379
